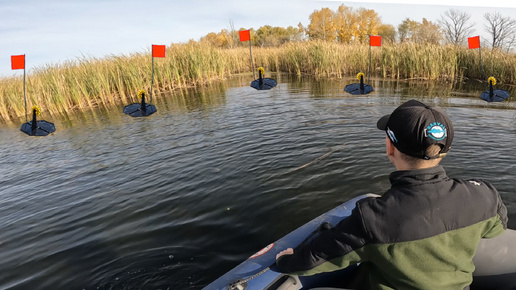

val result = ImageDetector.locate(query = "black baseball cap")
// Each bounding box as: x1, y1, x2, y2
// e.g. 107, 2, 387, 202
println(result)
377, 99, 453, 160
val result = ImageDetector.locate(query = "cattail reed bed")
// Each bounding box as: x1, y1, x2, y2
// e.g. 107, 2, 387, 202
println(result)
1, 41, 515, 123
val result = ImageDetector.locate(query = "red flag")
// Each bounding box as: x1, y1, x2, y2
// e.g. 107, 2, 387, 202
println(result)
152, 45, 166, 57
468, 36, 480, 49
11, 55, 25, 70
370, 35, 382, 47
239, 30, 250, 42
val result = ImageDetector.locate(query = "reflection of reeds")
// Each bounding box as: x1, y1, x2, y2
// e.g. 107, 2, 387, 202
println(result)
1, 41, 516, 123
0, 42, 250, 123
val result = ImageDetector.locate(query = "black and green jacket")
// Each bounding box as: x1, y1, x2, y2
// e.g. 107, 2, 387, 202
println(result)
276, 165, 508, 289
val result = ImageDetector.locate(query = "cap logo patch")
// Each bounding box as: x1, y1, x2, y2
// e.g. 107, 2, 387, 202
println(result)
425, 122, 446, 141
387, 127, 398, 143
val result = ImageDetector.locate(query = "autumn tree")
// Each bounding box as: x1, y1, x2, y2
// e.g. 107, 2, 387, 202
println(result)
334, 5, 356, 43
201, 25, 304, 48
418, 18, 442, 44
398, 18, 420, 42
438, 9, 475, 45
285, 25, 305, 42
354, 8, 382, 43
398, 18, 442, 44
378, 24, 396, 44
255, 25, 303, 47
200, 30, 232, 48
255, 25, 275, 46
484, 12, 516, 51
309, 5, 383, 44
307, 7, 336, 41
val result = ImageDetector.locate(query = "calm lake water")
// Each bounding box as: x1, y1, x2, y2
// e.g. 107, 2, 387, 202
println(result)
0, 75, 515, 289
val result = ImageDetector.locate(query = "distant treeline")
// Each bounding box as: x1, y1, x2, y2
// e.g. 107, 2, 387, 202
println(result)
201, 24, 305, 48
201, 5, 516, 52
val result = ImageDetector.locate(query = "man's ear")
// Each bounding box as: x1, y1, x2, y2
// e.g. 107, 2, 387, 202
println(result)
385, 136, 396, 158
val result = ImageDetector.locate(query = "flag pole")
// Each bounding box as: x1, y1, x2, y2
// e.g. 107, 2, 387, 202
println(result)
249, 36, 255, 80
150, 53, 154, 105
23, 58, 27, 123
478, 44, 486, 91
368, 36, 372, 84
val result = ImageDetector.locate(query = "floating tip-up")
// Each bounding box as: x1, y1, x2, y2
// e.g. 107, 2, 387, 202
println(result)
20, 106, 56, 136
123, 91, 157, 117
251, 67, 277, 90
480, 77, 510, 102
344, 72, 374, 95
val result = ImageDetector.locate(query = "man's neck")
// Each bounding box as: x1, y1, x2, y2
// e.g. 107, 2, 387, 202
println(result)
395, 163, 438, 171
392, 155, 441, 171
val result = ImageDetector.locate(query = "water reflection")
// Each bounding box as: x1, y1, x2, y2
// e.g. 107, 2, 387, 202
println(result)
41, 81, 231, 131
2, 75, 514, 130
159, 82, 228, 113
281, 74, 515, 108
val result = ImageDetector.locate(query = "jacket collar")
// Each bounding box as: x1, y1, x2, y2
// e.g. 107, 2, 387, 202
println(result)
389, 165, 448, 187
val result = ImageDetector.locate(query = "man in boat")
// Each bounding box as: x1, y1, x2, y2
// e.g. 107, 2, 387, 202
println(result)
276, 99, 508, 289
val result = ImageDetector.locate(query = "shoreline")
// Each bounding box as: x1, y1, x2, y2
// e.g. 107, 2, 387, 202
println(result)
1, 41, 515, 123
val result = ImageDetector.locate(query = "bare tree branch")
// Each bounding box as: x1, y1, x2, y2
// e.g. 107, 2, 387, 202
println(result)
505, 34, 516, 52
438, 9, 475, 45
229, 20, 236, 49
484, 12, 516, 50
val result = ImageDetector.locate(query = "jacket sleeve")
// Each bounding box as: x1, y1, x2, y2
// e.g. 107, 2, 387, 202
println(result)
276, 207, 370, 276
481, 180, 508, 238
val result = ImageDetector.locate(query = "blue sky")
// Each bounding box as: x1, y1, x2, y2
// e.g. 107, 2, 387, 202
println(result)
2, 0, 516, 77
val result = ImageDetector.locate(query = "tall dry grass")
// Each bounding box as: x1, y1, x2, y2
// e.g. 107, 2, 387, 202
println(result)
270, 41, 516, 82
0, 42, 250, 123
1, 41, 516, 123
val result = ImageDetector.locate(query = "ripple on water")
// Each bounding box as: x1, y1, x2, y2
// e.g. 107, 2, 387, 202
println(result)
0, 77, 515, 289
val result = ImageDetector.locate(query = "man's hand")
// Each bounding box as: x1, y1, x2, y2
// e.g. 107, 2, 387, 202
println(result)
276, 248, 294, 260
